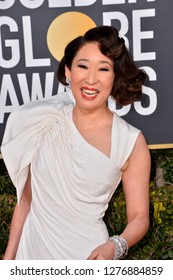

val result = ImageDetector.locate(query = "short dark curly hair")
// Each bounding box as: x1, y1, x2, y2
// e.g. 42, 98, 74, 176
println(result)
57, 25, 147, 105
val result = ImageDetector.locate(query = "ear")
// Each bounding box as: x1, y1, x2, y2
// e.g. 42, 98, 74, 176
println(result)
65, 65, 71, 78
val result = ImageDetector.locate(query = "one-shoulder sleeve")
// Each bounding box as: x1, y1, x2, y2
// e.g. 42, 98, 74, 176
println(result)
0, 94, 72, 203
112, 114, 141, 168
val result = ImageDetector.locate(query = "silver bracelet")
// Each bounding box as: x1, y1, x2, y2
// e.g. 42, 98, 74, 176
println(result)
109, 235, 129, 260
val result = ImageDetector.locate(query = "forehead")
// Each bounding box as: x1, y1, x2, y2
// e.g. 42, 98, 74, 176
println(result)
74, 42, 112, 63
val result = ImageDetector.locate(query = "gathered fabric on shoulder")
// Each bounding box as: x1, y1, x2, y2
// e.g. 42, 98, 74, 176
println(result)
1, 93, 140, 260
1, 93, 73, 203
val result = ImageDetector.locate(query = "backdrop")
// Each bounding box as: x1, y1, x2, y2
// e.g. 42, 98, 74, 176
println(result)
0, 0, 173, 149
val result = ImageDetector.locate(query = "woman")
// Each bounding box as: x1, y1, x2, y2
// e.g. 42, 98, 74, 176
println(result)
1, 26, 150, 260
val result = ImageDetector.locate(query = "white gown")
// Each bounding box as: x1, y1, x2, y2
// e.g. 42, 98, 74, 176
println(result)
1, 94, 140, 259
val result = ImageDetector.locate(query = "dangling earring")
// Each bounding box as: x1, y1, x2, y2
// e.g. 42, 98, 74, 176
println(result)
66, 77, 71, 85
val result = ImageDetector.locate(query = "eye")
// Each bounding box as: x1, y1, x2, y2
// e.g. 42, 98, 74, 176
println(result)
78, 64, 88, 69
99, 67, 109, 72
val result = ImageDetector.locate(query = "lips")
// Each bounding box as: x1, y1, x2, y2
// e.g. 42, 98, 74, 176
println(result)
81, 87, 99, 100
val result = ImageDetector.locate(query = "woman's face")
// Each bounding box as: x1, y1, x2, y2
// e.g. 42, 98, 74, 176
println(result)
65, 42, 115, 111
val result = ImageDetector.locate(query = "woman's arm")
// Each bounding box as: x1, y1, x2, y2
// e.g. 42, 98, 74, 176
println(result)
120, 132, 151, 246
87, 133, 151, 260
3, 169, 32, 260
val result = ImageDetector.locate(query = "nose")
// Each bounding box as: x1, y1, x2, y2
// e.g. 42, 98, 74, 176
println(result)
85, 68, 98, 84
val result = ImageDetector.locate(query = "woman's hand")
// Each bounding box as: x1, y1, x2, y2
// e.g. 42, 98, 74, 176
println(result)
87, 241, 115, 260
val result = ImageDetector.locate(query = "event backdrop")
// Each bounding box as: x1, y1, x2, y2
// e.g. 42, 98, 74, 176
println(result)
0, 0, 173, 149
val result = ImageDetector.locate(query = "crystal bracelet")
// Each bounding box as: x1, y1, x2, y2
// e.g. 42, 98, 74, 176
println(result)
109, 235, 129, 260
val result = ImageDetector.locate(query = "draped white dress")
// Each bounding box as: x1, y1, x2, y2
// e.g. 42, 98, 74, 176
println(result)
1, 93, 140, 260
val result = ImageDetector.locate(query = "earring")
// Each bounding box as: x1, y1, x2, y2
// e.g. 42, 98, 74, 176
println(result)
66, 77, 71, 85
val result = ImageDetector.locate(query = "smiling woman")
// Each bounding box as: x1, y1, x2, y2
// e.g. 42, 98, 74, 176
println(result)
58, 26, 146, 105
1, 25, 150, 260
64, 42, 115, 110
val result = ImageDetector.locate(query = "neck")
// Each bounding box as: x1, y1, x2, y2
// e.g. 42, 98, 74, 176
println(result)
72, 105, 113, 129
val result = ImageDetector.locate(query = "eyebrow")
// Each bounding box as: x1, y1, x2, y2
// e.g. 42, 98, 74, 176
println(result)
77, 58, 113, 67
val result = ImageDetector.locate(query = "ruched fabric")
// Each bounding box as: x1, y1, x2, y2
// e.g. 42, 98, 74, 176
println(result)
1, 94, 140, 259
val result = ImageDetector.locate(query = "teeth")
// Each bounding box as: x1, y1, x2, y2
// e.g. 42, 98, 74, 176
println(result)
82, 88, 98, 95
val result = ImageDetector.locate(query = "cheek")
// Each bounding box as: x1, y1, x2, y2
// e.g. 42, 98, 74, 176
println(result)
103, 76, 114, 88
71, 70, 84, 83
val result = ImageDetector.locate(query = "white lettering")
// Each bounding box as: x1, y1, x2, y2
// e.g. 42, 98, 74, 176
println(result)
49, 0, 71, 8
108, 66, 157, 116
17, 74, 30, 103
133, 9, 156, 61
0, 72, 55, 123
75, 0, 97, 6
30, 72, 54, 101
134, 66, 157, 115
103, 12, 129, 49
102, 0, 155, 4
0, 17, 20, 68
115, 104, 131, 116
103, 0, 125, 4
0, 74, 19, 123
0, 0, 15, 9
22, 16, 50, 67
141, 66, 157, 82
108, 96, 131, 116
0, 0, 156, 9
19, 0, 44, 9
128, 0, 155, 3
18, 72, 54, 102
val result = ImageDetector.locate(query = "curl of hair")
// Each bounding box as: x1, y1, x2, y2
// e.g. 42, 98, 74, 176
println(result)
57, 26, 147, 105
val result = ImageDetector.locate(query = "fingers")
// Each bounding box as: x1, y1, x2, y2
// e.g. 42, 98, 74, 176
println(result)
87, 252, 97, 260
87, 252, 105, 260
95, 254, 105, 260
87, 241, 114, 260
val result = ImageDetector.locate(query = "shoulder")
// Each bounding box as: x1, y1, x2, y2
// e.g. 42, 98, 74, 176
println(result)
115, 113, 149, 157
3, 94, 73, 142
114, 113, 140, 146
115, 113, 140, 134
130, 132, 150, 161
112, 113, 146, 168
7, 94, 73, 126
122, 131, 151, 176
11, 93, 72, 116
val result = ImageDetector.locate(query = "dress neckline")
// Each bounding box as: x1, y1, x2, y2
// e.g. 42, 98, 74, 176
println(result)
68, 105, 116, 160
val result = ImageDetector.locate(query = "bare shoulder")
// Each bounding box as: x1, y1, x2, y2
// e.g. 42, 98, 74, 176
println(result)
134, 132, 150, 153
130, 132, 151, 168
121, 133, 150, 173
